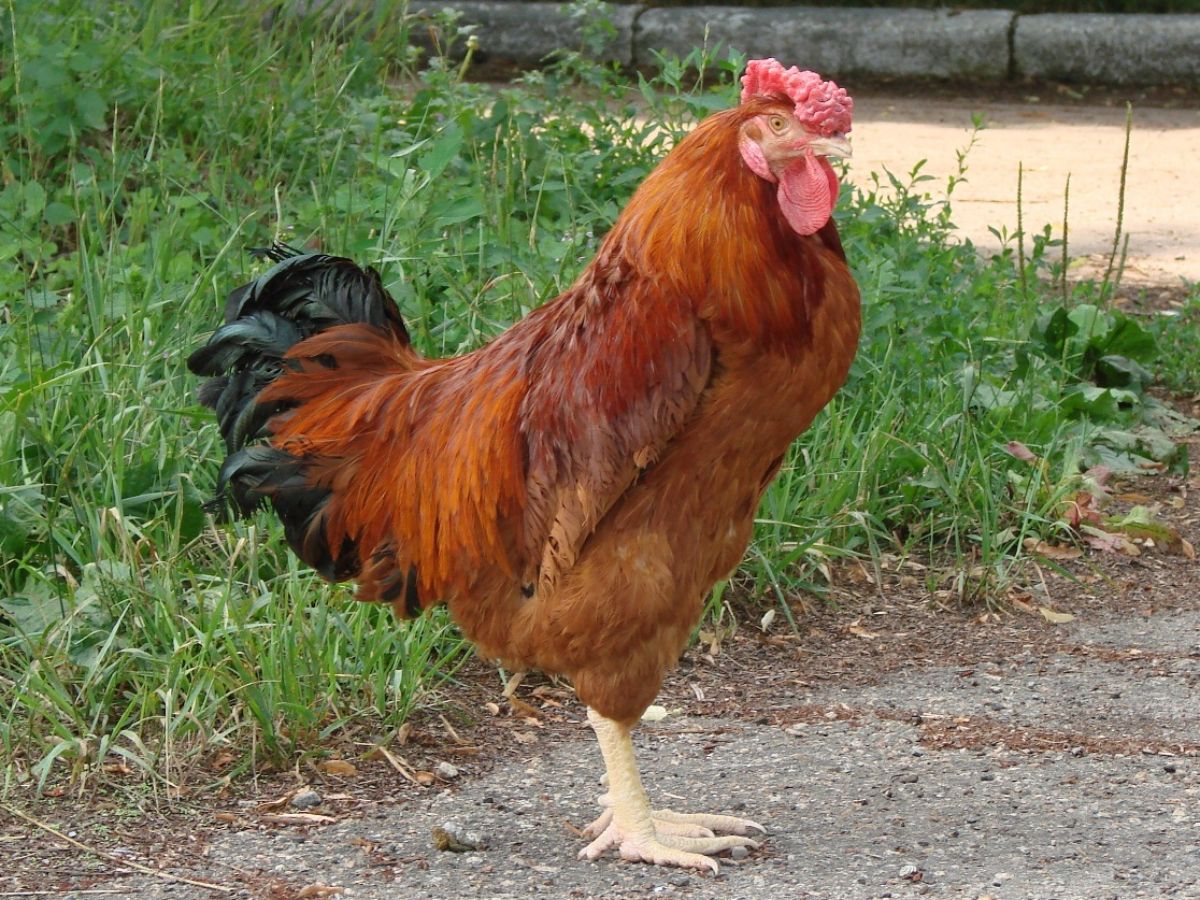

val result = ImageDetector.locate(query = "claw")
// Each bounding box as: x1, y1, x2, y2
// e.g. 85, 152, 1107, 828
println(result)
653, 809, 766, 835
581, 805, 720, 840
580, 820, 725, 874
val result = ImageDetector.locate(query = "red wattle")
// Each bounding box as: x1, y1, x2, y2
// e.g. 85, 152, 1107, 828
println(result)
777, 155, 838, 236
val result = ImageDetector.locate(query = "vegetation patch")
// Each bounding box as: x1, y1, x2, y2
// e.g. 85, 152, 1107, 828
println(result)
1, 1, 1196, 789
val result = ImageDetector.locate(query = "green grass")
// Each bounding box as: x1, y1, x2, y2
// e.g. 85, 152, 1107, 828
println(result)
1, 1, 1194, 791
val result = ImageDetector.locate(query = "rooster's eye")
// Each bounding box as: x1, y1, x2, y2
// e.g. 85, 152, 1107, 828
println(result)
768, 115, 786, 133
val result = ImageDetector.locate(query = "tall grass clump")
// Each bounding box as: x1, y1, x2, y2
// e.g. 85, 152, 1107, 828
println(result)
1, 1, 1190, 789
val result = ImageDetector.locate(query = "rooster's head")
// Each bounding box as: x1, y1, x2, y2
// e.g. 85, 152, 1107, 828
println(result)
737, 59, 853, 236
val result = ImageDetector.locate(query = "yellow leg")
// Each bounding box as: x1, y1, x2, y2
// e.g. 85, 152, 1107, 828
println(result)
578, 708, 763, 874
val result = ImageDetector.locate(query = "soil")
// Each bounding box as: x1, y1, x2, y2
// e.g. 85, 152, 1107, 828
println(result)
2, 89, 1198, 900
848, 88, 1200, 287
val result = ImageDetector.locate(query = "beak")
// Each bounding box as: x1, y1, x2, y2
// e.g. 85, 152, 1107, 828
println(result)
809, 134, 852, 160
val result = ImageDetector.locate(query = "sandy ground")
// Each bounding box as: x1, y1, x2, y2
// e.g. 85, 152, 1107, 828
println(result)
849, 94, 1200, 285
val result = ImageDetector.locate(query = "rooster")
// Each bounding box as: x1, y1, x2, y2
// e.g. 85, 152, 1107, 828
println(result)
189, 59, 859, 873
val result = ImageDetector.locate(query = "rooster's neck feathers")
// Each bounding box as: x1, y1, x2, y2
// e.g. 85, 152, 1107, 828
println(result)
570, 105, 841, 352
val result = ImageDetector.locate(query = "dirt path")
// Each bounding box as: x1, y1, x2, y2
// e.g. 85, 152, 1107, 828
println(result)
850, 94, 1200, 286
51, 551, 1200, 899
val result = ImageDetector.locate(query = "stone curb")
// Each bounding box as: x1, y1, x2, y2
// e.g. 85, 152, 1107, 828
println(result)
403, 2, 1200, 86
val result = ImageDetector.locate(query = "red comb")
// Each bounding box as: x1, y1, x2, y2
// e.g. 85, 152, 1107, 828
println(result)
740, 58, 853, 136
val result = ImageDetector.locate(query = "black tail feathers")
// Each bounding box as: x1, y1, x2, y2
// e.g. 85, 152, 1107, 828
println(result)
189, 243, 408, 522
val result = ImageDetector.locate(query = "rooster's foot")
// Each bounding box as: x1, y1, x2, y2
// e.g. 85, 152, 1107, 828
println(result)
579, 818, 759, 874
581, 709, 763, 873
582, 802, 764, 841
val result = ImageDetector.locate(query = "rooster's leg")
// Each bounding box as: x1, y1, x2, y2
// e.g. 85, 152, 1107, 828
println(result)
579, 708, 763, 873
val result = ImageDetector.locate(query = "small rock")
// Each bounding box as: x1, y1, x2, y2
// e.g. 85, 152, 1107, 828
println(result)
729, 845, 750, 861
290, 789, 321, 809
899, 864, 919, 879
436, 762, 461, 780
433, 821, 487, 852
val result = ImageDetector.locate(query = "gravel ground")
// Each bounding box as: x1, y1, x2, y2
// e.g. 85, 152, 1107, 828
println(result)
86, 606, 1200, 900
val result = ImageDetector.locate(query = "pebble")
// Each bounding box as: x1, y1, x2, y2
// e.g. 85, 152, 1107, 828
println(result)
437, 762, 461, 780
434, 821, 488, 851
730, 845, 750, 861
290, 789, 321, 809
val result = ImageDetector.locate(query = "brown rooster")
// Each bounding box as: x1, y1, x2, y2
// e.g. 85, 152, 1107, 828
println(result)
189, 58, 860, 873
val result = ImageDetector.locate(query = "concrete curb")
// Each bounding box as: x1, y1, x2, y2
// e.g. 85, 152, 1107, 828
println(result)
637, 6, 1013, 80
1014, 13, 1200, 86
404, 2, 1200, 86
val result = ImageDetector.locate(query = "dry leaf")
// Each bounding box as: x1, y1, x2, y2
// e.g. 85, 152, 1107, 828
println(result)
508, 696, 540, 719
373, 747, 421, 785
697, 628, 723, 656
209, 751, 236, 771
1004, 441, 1039, 462
484, 702, 501, 716
1182, 538, 1196, 560
297, 885, 345, 898
254, 794, 291, 813
512, 731, 538, 745
1059, 492, 1103, 528
1116, 492, 1154, 504
760, 608, 776, 632
846, 621, 879, 639
319, 760, 358, 777
259, 813, 337, 826
414, 771, 436, 786
440, 714, 467, 745
1038, 606, 1075, 625
530, 687, 564, 708
1023, 539, 1082, 560
1009, 596, 1037, 615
